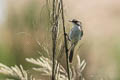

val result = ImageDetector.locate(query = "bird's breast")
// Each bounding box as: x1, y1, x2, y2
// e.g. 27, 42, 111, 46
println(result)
69, 26, 82, 42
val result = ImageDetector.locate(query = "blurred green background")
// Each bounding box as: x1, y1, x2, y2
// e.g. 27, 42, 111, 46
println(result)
0, 0, 120, 80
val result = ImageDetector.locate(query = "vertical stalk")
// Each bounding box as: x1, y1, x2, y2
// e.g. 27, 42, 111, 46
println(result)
52, 0, 56, 80
51, 0, 70, 80
60, 0, 71, 80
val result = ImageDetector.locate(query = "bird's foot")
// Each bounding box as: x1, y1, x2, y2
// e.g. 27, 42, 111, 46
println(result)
64, 32, 71, 41
64, 32, 68, 36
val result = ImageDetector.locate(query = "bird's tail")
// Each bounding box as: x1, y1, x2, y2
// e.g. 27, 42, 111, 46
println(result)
69, 45, 75, 63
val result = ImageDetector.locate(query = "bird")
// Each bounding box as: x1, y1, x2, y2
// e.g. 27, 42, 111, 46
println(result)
68, 19, 83, 63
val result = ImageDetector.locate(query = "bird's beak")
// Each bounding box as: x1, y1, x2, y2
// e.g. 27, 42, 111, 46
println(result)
69, 20, 72, 22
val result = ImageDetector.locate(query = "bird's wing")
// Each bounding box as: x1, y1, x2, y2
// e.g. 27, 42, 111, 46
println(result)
69, 27, 75, 40
81, 30, 83, 37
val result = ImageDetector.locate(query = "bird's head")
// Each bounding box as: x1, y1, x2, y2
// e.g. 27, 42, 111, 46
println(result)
69, 19, 82, 26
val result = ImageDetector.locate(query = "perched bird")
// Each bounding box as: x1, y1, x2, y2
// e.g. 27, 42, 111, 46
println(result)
69, 19, 83, 63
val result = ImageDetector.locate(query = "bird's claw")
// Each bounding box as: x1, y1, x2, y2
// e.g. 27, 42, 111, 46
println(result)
64, 32, 68, 36
65, 33, 71, 41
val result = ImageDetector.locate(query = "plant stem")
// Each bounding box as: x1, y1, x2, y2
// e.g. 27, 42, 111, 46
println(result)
60, 0, 71, 80
52, 0, 56, 80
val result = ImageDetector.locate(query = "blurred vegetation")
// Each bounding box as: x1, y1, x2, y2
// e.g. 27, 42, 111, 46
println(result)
1, 0, 52, 70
